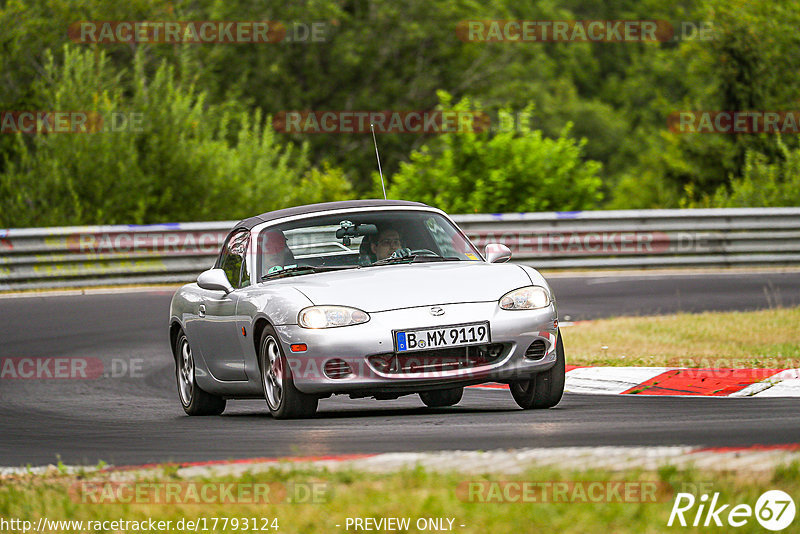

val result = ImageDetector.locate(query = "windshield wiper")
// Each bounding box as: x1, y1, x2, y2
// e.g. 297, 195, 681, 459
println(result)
371, 255, 460, 266
262, 265, 355, 281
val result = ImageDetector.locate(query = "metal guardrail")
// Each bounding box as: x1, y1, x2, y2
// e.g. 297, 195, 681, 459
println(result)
1, 208, 799, 290
456, 207, 800, 269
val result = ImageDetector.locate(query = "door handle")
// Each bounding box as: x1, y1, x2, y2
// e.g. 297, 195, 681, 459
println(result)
198, 304, 206, 318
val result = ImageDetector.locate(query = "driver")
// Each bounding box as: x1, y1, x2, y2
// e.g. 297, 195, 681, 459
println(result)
371, 228, 405, 260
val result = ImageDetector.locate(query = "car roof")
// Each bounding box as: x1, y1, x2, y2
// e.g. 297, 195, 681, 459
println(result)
235, 199, 432, 230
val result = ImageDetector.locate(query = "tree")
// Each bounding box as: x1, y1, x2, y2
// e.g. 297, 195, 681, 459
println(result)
687, 137, 800, 208
0, 47, 351, 227
386, 94, 602, 213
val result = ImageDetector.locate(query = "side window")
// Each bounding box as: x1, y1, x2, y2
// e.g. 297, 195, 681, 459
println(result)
239, 239, 252, 288
218, 230, 250, 288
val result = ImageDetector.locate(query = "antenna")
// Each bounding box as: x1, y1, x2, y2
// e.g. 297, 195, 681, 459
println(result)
371, 123, 387, 200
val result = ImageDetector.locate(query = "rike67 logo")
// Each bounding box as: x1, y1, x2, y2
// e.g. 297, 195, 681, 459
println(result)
668, 490, 796, 531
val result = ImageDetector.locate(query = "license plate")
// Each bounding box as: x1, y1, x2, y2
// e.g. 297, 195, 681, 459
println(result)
395, 322, 490, 352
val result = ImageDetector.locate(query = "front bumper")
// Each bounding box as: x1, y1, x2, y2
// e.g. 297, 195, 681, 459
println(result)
275, 301, 558, 395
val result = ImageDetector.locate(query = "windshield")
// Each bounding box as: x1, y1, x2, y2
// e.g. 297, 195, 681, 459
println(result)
257, 209, 481, 279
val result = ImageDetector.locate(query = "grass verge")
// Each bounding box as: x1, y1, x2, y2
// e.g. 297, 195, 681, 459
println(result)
561, 306, 800, 367
2, 463, 799, 533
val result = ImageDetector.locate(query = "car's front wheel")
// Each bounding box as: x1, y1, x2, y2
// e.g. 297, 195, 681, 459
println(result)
175, 329, 226, 416
419, 387, 464, 407
510, 330, 565, 409
259, 325, 318, 419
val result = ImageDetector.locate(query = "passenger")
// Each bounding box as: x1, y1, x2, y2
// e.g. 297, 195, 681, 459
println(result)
259, 230, 294, 276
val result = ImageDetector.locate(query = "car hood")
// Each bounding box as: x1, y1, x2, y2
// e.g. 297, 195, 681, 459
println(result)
266, 262, 533, 312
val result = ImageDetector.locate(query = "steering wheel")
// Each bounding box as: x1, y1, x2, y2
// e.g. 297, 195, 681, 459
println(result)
409, 248, 439, 257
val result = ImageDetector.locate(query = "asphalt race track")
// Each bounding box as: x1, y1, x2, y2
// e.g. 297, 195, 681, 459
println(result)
1, 271, 799, 466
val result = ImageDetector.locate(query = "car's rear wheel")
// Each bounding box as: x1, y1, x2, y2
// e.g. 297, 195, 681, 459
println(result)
510, 330, 565, 409
419, 387, 464, 407
175, 329, 226, 416
259, 325, 318, 419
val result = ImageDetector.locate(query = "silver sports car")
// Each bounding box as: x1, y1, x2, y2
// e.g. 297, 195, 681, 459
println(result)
169, 199, 565, 418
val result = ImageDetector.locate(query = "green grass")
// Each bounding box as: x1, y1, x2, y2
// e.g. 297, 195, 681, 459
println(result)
562, 306, 800, 367
1, 463, 799, 533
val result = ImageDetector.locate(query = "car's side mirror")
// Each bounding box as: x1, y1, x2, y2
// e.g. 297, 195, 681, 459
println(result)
197, 268, 235, 294
485, 243, 512, 263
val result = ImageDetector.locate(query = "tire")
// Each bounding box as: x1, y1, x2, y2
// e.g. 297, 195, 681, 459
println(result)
419, 387, 464, 407
510, 330, 566, 409
175, 329, 226, 416
259, 325, 318, 419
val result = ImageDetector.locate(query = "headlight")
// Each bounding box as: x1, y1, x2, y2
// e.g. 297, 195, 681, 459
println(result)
499, 286, 550, 310
298, 306, 370, 328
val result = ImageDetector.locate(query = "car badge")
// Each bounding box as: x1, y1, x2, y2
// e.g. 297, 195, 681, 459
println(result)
430, 306, 444, 316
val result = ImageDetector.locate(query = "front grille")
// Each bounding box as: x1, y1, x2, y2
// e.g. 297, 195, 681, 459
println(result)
368, 343, 506, 375
525, 340, 547, 360
324, 358, 353, 379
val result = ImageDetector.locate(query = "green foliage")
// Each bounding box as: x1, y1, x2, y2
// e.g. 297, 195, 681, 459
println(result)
0, 46, 352, 227
0, 0, 797, 227
387, 94, 602, 213
687, 137, 800, 208
656, 0, 800, 197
